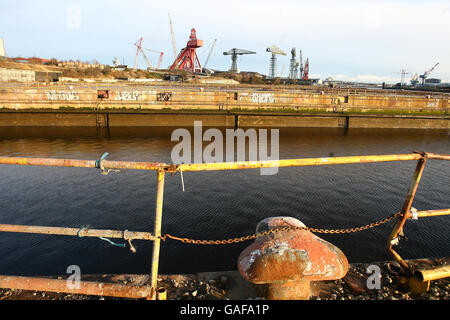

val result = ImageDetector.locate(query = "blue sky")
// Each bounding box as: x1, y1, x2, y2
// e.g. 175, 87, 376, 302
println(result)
1, 0, 449, 83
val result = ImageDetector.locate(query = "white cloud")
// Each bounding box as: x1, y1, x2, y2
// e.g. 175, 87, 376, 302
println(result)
330, 74, 401, 83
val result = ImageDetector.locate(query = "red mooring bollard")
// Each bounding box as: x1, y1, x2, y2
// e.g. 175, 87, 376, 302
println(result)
238, 217, 349, 300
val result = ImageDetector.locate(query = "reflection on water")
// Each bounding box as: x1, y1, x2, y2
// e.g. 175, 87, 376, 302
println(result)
0, 126, 448, 276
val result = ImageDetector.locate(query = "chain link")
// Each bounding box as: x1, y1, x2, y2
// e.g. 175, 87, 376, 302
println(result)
160, 212, 402, 245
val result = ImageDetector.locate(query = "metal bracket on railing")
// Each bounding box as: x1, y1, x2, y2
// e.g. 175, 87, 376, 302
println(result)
413, 150, 428, 159
390, 237, 399, 246
410, 207, 419, 220
95, 152, 120, 176
123, 230, 137, 253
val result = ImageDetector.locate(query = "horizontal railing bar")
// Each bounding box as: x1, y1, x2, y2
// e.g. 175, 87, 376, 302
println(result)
0, 152, 448, 173
178, 154, 425, 172
0, 209, 448, 241
0, 157, 169, 171
415, 209, 450, 218
424, 152, 450, 161
0, 275, 151, 299
0, 224, 157, 241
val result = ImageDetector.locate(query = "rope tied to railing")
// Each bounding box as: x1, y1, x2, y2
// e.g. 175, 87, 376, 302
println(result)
95, 152, 120, 176
77, 227, 87, 238
98, 237, 127, 248
77, 227, 136, 252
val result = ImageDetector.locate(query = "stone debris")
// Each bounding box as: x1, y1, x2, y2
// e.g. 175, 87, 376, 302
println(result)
0, 258, 448, 300
310, 258, 450, 301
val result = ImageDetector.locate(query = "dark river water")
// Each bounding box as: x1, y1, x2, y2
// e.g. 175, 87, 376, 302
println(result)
0, 126, 448, 277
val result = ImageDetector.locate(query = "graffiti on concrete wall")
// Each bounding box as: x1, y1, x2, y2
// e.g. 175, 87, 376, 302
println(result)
426, 101, 438, 108
249, 93, 275, 103
157, 92, 172, 101
46, 90, 80, 101
115, 91, 141, 101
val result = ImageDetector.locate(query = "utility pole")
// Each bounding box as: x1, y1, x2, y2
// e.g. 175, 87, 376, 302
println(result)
397, 69, 409, 86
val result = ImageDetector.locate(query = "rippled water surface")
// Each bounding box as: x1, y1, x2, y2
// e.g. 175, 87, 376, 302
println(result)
0, 126, 448, 276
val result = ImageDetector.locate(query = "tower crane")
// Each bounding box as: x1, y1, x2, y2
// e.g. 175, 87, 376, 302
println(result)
134, 37, 150, 69
289, 48, 299, 79
168, 13, 177, 60
203, 39, 217, 69
142, 47, 164, 69
169, 28, 203, 73
419, 62, 439, 85
410, 73, 419, 86
223, 48, 256, 73
266, 45, 286, 78
299, 50, 304, 78
134, 37, 164, 69
302, 58, 309, 79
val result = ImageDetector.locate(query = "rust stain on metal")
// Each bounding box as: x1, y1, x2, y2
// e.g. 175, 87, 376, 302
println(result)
387, 156, 428, 273
0, 275, 151, 299
0, 224, 157, 241
414, 265, 450, 282
0, 152, 448, 173
238, 216, 349, 299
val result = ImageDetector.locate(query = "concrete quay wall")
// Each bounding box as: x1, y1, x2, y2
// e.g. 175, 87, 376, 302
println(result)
0, 83, 448, 129
0, 110, 448, 129
0, 83, 448, 113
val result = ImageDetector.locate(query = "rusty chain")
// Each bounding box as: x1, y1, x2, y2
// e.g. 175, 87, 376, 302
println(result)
160, 211, 402, 245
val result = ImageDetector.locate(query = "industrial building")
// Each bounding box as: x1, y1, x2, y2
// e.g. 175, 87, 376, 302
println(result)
0, 60, 61, 82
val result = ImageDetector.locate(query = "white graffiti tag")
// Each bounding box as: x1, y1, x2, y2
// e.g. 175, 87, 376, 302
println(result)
115, 91, 141, 101
46, 91, 80, 101
250, 93, 275, 103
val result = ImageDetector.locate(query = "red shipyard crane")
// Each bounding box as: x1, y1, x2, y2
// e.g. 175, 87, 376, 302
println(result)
302, 58, 310, 79
169, 28, 203, 73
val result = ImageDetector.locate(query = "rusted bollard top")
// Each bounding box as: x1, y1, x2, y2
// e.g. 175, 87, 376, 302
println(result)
238, 217, 349, 284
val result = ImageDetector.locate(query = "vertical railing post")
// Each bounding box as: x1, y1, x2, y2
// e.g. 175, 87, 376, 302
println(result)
387, 154, 428, 272
150, 169, 165, 299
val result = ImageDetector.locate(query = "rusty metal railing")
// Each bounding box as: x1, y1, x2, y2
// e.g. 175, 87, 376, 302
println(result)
0, 151, 449, 299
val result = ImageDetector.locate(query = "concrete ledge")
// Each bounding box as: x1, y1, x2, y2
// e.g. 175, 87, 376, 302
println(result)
0, 110, 448, 129
108, 113, 235, 127
349, 116, 450, 129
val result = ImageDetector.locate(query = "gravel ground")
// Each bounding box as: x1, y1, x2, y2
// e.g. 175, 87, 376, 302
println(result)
311, 259, 450, 301
0, 258, 448, 300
